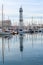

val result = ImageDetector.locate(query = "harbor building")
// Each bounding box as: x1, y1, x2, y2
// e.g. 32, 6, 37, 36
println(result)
0, 20, 11, 31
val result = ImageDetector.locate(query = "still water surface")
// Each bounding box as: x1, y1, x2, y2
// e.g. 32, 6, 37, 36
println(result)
0, 34, 43, 65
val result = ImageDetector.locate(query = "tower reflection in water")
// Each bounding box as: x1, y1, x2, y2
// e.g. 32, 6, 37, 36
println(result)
19, 34, 24, 59
1, 34, 24, 63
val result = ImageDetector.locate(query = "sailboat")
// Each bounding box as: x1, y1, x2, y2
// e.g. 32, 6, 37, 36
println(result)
0, 4, 11, 36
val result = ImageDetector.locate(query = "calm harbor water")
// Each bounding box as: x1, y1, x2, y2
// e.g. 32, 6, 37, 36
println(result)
0, 33, 43, 65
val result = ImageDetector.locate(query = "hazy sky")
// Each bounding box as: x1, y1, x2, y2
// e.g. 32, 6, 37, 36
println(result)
0, 0, 43, 25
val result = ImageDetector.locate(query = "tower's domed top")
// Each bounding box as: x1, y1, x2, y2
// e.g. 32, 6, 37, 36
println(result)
19, 6, 23, 12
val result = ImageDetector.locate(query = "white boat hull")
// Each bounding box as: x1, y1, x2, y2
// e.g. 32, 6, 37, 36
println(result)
0, 32, 11, 36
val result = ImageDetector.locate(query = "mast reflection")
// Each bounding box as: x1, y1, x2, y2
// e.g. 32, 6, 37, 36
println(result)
32, 34, 34, 48
8, 36, 10, 52
2, 36, 4, 64
2, 35, 12, 64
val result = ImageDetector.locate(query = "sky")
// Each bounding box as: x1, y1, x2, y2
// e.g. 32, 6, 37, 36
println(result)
0, 0, 43, 25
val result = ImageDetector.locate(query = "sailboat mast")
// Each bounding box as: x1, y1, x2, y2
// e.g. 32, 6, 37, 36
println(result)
2, 4, 3, 32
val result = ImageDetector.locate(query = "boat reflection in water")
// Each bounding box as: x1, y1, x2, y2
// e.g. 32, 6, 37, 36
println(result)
1, 35, 12, 64
1, 33, 24, 64
1, 33, 43, 65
